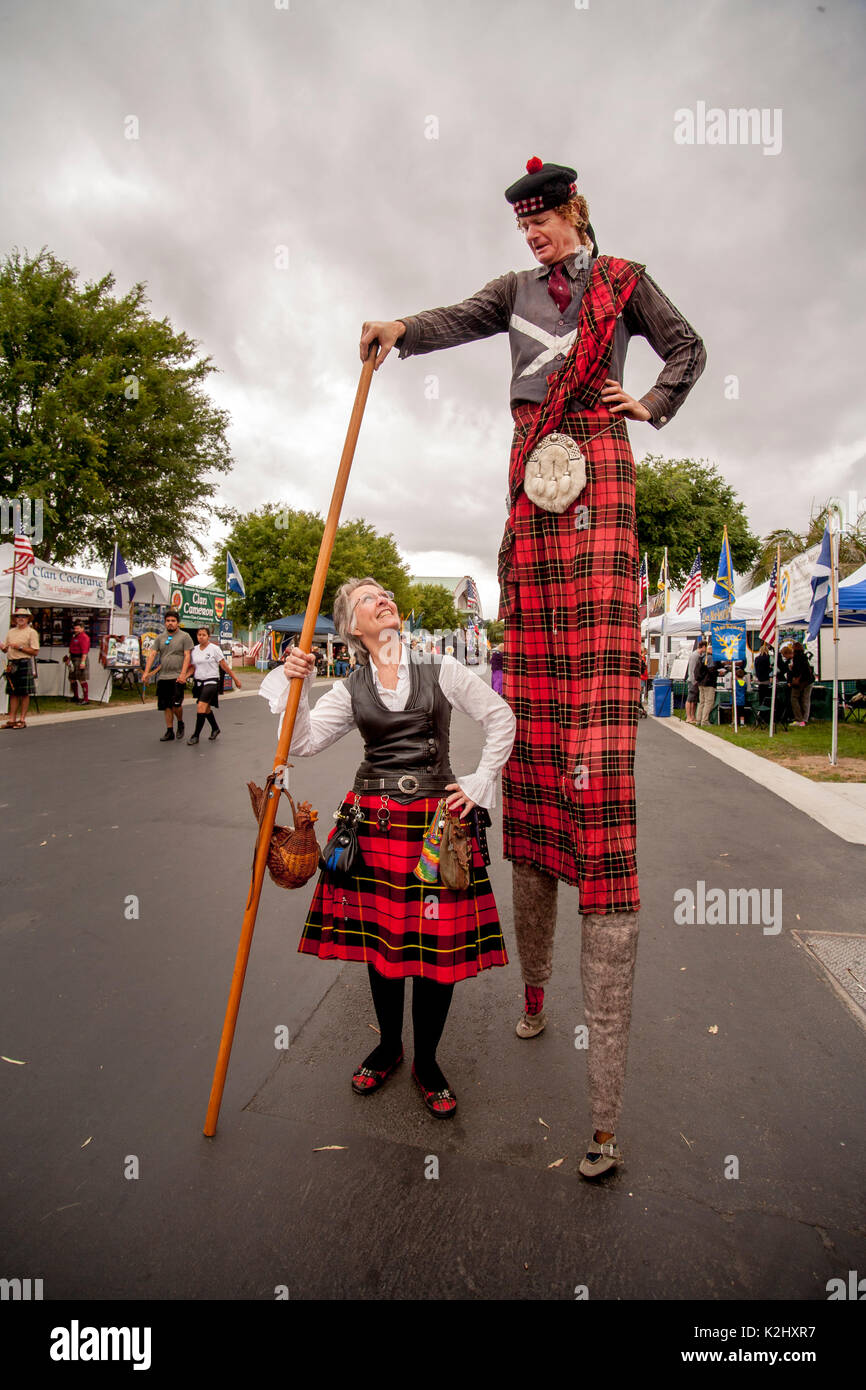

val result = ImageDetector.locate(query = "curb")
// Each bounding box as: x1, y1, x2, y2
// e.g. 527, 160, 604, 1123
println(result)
650, 714, 866, 847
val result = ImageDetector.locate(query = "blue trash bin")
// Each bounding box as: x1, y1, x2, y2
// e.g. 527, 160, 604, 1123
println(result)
652, 677, 672, 717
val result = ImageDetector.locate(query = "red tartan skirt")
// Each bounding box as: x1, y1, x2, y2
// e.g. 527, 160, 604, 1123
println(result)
498, 401, 641, 914
299, 791, 508, 983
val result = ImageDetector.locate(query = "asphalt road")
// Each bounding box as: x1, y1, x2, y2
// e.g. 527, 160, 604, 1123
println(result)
2, 681, 865, 1314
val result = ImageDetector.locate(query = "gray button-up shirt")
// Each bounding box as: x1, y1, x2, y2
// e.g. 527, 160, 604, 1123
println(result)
398, 251, 706, 428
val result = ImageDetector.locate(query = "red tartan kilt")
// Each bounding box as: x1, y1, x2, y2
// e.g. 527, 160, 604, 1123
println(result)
498, 400, 640, 912
299, 791, 508, 983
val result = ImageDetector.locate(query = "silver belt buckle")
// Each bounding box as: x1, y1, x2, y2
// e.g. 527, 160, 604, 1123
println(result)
397, 774, 420, 795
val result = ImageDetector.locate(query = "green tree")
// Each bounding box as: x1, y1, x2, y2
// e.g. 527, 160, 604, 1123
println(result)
751, 502, 866, 584
406, 583, 459, 631
635, 455, 760, 585
483, 619, 505, 645
212, 506, 412, 625
0, 247, 232, 566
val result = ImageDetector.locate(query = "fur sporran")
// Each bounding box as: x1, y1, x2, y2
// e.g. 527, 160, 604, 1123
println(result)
439, 811, 471, 891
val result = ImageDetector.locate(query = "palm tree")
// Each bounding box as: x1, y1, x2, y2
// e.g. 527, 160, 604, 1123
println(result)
751, 504, 866, 584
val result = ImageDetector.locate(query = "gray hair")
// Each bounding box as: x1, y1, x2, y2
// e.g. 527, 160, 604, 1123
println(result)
331, 576, 381, 664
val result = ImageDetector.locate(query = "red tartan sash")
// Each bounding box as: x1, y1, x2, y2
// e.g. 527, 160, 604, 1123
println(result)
508, 254, 644, 504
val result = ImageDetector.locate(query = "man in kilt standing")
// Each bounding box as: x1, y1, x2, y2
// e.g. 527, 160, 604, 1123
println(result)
361, 157, 706, 1175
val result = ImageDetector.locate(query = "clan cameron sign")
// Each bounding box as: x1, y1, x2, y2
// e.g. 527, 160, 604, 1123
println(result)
169, 585, 226, 630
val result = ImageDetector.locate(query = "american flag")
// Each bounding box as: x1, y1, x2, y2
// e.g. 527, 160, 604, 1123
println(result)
463, 575, 479, 610
638, 555, 648, 605
3, 515, 36, 575
171, 555, 198, 583
760, 557, 779, 645
676, 552, 702, 613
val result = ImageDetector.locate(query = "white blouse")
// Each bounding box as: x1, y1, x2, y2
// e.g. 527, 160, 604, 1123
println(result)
190, 642, 224, 683
258, 649, 516, 810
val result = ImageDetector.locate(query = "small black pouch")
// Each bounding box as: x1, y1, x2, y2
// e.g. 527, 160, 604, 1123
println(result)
319, 804, 365, 877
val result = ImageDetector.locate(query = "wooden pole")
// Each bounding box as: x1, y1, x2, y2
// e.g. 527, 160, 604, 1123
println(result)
203, 343, 378, 1137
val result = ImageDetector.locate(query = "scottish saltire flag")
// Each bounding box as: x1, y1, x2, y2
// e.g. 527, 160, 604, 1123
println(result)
676, 552, 702, 613
807, 524, 832, 640
760, 557, 779, 645
3, 513, 36, 575
713, 526, 735, 603
107, 544, 136, 609
638, 554, 648, 605
226, 551, 246, 597
171, 554, 198, 583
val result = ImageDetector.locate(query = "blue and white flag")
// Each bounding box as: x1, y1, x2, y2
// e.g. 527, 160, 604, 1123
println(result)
807, 524, 832, 640
226, 551, 246, 597
107, 544, 136, 610
713, 526, 735, 603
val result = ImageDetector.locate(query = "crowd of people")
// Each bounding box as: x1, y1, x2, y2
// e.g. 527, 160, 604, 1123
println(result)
641, 636, 818, 728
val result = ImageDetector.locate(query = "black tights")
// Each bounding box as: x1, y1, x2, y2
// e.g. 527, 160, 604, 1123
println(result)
193, 711, 219, 737
364, 965, 454, 1091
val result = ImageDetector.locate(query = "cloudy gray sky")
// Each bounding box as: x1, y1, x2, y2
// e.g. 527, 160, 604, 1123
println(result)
2, 0, 864, 613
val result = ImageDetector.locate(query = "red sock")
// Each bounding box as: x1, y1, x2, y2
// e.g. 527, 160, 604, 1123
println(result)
525, 985, 544, 1016
82, 683, 88, 701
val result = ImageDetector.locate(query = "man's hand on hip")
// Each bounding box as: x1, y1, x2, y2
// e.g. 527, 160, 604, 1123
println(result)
601, 378, 652, 422
360, 320, 406, 369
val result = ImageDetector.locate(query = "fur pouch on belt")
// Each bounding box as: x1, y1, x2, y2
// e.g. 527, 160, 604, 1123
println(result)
522, 431, 586, 513
439, 811, 471, 891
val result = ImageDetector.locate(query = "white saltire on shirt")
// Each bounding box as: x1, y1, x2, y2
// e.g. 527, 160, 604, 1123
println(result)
258, 647, 516, 810
509, 313, 578, 379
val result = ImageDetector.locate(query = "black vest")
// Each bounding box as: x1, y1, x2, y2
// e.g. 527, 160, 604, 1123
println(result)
349, 658, 454, 785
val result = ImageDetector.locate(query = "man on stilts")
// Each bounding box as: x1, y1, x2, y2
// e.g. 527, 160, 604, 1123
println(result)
361, 157, 706, 1176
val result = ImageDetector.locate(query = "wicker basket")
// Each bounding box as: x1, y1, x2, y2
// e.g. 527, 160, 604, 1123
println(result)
248, 776, 320, 890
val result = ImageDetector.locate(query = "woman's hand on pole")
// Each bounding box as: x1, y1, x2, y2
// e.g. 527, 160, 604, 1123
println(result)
283, 649, 316, 682
359, 320, 406, 369
444, 782, 476, 819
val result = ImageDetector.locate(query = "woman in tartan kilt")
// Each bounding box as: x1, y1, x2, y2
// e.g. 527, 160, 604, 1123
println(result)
259, 577, 515, 1118
360, 156, 705, 1173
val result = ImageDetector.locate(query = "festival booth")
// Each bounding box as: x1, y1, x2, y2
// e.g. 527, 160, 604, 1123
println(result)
262, 614, 339, 673
0, 544, 115, 712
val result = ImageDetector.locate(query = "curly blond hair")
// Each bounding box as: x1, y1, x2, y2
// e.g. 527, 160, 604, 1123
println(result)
551, 194, 592, 248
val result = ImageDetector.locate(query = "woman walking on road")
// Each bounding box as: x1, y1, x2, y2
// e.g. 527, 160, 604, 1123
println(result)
259, 577, 515, 1118
187, 626, 241, 745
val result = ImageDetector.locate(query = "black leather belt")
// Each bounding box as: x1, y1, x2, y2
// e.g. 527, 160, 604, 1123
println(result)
352, 772, 451, 799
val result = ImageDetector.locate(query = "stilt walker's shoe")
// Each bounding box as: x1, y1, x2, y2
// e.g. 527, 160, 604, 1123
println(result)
578, 1138, 623, 1179
351, 1050, 404, 1095
515, 1009, 547, 1038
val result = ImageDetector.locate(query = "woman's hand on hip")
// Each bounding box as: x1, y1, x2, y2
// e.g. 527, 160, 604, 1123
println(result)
444, 783, 476, 819
283, 650, 316, 682
601, 378, 652, 421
